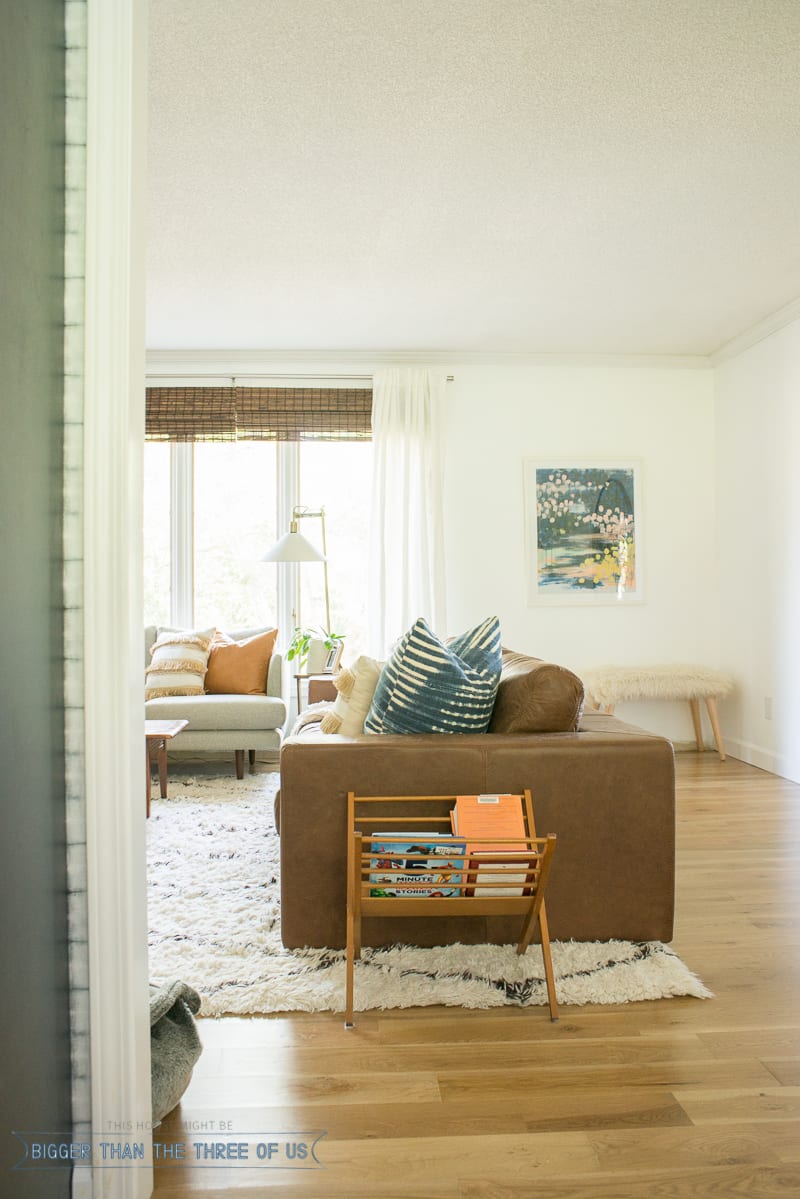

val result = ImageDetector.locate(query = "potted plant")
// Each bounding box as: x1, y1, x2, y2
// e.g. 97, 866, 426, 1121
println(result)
286, 626, 344, 673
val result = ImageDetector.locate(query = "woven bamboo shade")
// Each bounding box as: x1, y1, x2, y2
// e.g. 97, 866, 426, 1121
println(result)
145, 386, 372, 442
236, 387, 371, 441
145, 387, 237, 441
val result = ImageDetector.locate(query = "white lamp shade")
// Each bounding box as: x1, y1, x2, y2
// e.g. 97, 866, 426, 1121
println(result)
261, 530, 326, 563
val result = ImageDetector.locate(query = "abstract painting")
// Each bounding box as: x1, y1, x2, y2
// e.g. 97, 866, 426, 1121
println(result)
526, 461, 642, 603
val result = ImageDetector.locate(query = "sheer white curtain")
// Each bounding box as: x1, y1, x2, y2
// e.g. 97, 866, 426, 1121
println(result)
368, 367, 447, 656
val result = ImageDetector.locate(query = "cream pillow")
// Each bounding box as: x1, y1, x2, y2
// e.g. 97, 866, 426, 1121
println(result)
320, 656, 383, 735
145, 627, 215, 700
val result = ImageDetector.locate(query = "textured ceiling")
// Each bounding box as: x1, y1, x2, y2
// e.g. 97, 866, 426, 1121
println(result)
147, 0, 800, 356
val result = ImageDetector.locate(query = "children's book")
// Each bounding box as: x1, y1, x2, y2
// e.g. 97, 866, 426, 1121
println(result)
368, 833, 466, 897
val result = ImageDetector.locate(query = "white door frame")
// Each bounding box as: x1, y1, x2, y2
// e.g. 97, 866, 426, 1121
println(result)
83, 2, 152, 1196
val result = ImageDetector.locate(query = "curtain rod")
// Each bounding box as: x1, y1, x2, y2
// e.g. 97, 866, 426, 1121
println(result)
145, 373, 455, 382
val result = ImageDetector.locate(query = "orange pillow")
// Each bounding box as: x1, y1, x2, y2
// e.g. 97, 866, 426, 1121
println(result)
204, 629, 278, 695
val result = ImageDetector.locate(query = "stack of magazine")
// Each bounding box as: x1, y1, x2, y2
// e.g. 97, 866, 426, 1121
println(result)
367, 794, 530, 899
451, 793, 529, 896
368, 835, 466, 897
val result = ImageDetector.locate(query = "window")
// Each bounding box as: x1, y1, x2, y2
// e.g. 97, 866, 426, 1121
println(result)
142, 442, 170, 626
142, 407, 373, 657
193, 443, 278, 629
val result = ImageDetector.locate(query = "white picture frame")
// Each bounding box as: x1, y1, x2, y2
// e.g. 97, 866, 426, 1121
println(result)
323, 641, 344, 673
525, 460, 644, 605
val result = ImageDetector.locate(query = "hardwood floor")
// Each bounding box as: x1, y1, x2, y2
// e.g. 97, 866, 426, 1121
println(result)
152, 755, 800, 1197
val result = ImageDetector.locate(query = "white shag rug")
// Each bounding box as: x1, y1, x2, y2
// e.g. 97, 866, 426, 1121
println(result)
147, 773, 712, 1017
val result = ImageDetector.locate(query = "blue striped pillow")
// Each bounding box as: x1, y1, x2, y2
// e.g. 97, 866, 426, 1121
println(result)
365, 616, 502, 734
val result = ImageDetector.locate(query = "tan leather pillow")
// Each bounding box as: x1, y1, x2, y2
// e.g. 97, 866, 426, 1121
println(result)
204, 628, 277, 695
489, 649, 585, 734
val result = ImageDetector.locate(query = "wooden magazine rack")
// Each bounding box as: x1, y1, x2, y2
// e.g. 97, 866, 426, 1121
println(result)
345, 789, 558, 1028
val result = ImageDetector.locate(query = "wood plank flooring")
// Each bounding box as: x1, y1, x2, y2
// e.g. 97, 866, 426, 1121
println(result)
152, 755, 800, 1197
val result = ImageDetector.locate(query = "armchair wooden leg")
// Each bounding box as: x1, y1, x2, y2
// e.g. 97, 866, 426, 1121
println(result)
234, 750, 244, 779
248, 749, 256, 772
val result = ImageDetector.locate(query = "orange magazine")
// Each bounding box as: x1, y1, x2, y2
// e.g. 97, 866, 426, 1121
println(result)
453, 794, 530, 896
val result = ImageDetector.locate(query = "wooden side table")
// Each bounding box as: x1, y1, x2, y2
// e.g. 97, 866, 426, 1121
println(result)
145, 719, 188, 816
294, 673, 338, 711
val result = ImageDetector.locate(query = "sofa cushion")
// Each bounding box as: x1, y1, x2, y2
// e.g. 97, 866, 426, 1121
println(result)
205, 628, 277, 695
320, 655, 384, 735
365, 616, 502, 735
489, 649, 585, 734
145, 627, 215, 700
144, 692, 286, 732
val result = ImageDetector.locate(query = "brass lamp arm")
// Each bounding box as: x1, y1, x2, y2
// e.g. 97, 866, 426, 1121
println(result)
291, 506, 331, 633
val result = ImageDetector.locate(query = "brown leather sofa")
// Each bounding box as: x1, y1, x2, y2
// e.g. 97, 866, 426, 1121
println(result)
277, 709, 675, 949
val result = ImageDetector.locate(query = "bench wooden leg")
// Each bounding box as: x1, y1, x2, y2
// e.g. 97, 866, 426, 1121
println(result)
705, 697, 726, 762
689, 698, 704, 753
235, 750, 244, 779
248, 749, 256, 772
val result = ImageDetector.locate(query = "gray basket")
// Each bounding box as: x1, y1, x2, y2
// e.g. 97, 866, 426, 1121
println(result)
150, 981, 202, 1122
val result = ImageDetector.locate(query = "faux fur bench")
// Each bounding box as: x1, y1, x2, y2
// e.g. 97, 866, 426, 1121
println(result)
581, 664, 734, 761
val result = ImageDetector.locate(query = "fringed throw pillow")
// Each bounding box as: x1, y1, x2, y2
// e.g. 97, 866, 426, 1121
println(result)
320, 655, 384, 735
145, 627, 215, 700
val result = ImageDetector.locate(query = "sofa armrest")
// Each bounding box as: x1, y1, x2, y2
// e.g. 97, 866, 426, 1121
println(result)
278, 725, 675, 949
267, 650, 283, 697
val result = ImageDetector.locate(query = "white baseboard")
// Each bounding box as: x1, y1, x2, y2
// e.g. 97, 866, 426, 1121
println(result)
666, 738, 798, 784
723, 737, 792, 780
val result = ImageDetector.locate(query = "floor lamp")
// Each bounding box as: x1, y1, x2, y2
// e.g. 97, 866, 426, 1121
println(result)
261, 505, 331, 633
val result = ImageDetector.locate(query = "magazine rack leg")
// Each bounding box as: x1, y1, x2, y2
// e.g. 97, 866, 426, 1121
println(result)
345, 831, 363, 1029
516, 900, 559, 1022
516, 835, 559, 1022
344, 914, 355, 1029
343, 793, 560, 1028
539, 907, 559, 1022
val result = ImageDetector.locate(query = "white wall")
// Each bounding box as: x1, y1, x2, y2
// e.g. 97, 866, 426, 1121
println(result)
443, 363, 720, 744
152, 349, 796, 763
714, 319, 800, 782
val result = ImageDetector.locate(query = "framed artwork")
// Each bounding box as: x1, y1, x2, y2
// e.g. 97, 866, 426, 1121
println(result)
525, 461, 643, 604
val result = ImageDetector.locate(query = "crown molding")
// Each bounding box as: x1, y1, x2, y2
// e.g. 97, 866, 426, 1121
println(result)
709, 295, 800, 365
147, 298, 800, 376
146, 347, 710, 375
